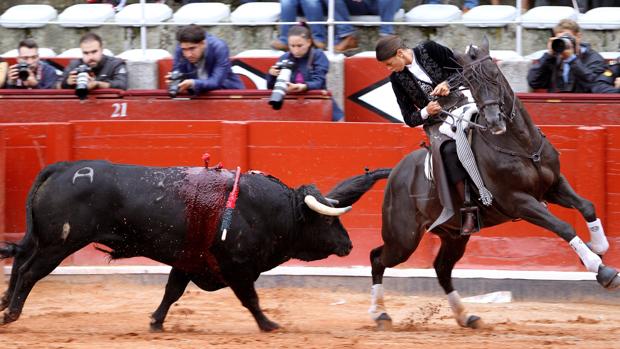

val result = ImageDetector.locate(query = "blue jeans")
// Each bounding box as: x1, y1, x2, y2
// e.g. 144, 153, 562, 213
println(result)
278, 0, 327, 45
329, 0, 403, 41
425, 0, 479, 9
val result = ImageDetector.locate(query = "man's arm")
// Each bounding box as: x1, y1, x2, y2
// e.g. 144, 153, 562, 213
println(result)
60, 60, 80, 89
103, 59, 128, 90
391, 74, 424, 127
192, 40, 234, 93
38, 63, 60, 89
527, 53, 556, 90
303, 50, 328, 91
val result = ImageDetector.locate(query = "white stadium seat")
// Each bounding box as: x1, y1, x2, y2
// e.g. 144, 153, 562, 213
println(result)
114, 3, 172, 26
116, 49, 172, 61
173, 3, 230, 24
405, 4, 461, 27
234, 49, 282, 58
578, 7, 620, 30
489, 50, 524, 61
230, 2, 280, 24
520, 6, 577, 29
524, 49, 547, 61
58, 48, 115, 58
0, 5, 58, 28
1, 48, 57, 58
462, 5, 518, 28
349, 8, 405, 25
58, 4, 116, 28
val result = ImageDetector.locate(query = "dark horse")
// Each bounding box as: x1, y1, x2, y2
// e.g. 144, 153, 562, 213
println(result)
367, 38, 620, 329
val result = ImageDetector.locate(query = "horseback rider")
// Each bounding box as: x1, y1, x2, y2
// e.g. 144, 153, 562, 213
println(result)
375, 35, 476, 234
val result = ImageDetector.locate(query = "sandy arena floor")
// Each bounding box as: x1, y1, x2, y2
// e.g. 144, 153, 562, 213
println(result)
1, 280, 619, 349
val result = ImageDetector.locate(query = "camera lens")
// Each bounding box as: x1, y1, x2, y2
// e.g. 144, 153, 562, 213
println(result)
551, 38, 566, 54
17, 63, 30, 81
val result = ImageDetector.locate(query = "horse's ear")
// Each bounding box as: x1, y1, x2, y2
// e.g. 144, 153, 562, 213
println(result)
481, 36, 490, 53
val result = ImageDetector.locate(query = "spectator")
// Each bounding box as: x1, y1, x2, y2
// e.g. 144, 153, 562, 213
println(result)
328, 0, 403, 54
426, 0, 480, 13
167, 24, 243, 95
267, 23, 344, 121
527, 18, 607, 93
0, 57, 7, 88
592, 60, 620, 93
271, 1, 327, 51
86, 0, 126, 12
61, 32, 128, 90
6, 39, 59, 89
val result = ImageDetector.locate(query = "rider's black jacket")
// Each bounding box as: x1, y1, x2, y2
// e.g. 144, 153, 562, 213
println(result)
389, 40, 463, 128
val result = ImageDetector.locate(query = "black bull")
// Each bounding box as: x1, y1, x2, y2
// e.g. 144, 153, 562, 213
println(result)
0, 160, 390, 331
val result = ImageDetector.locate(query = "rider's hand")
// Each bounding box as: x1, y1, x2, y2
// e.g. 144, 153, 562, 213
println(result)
431, 81, 450, 96
426, 100, 442, 116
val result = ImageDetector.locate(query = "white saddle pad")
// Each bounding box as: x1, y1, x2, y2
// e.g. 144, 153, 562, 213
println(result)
439, 103, 478, 139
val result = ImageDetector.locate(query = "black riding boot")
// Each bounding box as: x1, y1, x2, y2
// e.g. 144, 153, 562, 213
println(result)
455, 180, 475, 234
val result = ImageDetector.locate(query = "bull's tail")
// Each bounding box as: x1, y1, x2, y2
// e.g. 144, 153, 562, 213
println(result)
1, 163, 61, 260
326, 168, 392, 208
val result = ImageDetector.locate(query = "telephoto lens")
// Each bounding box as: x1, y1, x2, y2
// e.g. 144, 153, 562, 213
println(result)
168, 70, 184, 98
17, 62, 30, 81
551, 35, 575, 55
75, 64, 91, 100
268, 59, 295, 110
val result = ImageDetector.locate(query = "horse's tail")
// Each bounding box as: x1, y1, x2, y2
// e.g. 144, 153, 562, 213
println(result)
326, 168, 391, 208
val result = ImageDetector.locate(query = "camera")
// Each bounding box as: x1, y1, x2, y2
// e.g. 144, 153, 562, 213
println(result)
168, 70, 184, 98
268, 59, 295, 110
17, 62, 30, 81
551, 35, 576, 55
75, 64, 92, 100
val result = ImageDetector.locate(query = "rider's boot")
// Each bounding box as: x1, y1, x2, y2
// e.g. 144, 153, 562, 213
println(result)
455, 180, 475, 234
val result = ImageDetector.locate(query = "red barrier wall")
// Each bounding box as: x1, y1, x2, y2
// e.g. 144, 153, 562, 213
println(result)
0, 90, 332, 122
1, 121, 619, 271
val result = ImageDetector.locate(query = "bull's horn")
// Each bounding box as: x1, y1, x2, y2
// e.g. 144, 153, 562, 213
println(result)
304, 195, 352, 216
325, 197, 340, 205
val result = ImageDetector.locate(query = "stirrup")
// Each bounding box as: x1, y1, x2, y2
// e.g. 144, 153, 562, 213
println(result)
460, 206, 481, 235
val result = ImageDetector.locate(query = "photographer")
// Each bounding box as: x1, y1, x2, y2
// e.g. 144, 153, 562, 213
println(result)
527, 19, 607, 93
267, 23, 343, 121
167, 25, 243, 96
61, 32, 127, 91
592, 61, 620, 94
6, 39, 59, 89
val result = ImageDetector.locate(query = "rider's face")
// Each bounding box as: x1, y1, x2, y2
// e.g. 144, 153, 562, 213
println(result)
380, 49, 408, 73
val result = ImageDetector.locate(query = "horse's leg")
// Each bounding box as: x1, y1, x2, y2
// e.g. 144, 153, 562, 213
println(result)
516, 193, 620, 289
544, 174, 609, 255
150, 267, 191, 332
434, 234, 483, 329
369, 201, 425, 329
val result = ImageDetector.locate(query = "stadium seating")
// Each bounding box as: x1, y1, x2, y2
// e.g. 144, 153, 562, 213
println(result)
1, 48, 57, 58
462, 5, 518, 28
114, 3, 173, 26
0, 4, 58, 28
520, 6, 577, 29
57, 4, 116, 28
349, 8, 405, 25
578, 7, 620, 30
117, 49, 172, 61
230, 2, 280, 24
172, 2, 231, 24
57, 48, 115, 58
405, 4, 461, 27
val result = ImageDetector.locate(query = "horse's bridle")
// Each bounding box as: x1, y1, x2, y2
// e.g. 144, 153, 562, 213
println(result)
461, 55, 516, 125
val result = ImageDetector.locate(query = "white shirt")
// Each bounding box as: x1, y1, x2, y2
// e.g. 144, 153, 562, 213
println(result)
406, 56, 433, 119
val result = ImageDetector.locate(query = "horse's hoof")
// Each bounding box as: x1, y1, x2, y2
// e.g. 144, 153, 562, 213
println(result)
1, 311, 19, 325
465, 315, 484, 329
596, 265, 619, 289
149, 324, 164, 333
374, 313, 392, 331
258, 320, 280, 332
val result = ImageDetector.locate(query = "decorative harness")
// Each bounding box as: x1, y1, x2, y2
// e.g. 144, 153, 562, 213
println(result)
461, 54, 550, 199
